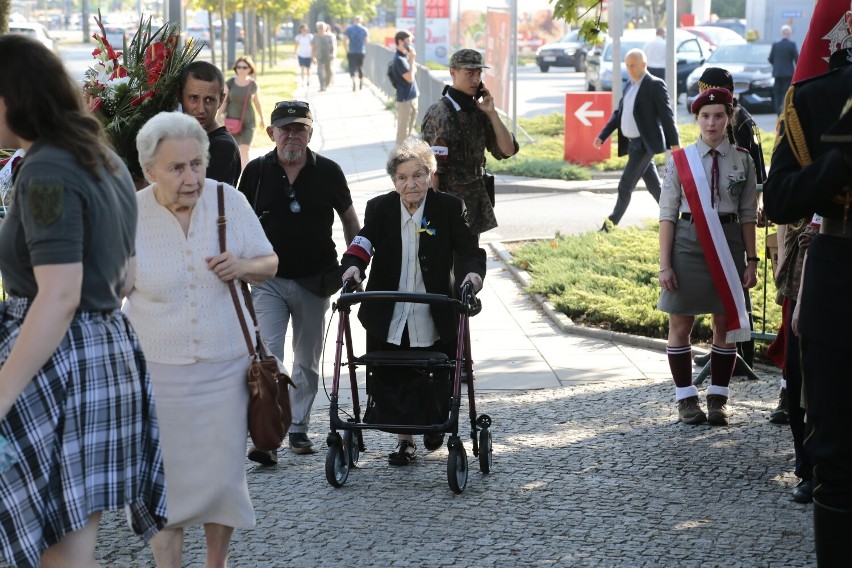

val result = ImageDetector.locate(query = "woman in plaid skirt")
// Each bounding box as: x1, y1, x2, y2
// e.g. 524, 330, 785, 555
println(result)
0, 36, 168, 567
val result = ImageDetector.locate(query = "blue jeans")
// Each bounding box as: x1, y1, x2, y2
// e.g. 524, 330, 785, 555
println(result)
608, 137, 661, 225
251, 278, 330, 434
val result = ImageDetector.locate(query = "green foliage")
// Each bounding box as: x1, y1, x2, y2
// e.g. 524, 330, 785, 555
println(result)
714, 0, 746, 19
511, 223, 782, 344
490, 158, 591, 180
549, 0, 607, 42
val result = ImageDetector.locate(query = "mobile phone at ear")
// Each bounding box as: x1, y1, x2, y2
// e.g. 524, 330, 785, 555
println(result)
476, 81, 486, 99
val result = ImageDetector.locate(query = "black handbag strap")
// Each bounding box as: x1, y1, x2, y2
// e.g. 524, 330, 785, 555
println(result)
217, 182, 259, 358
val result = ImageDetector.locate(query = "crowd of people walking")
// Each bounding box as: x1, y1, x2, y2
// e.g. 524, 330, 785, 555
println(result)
0, 5, 848, 564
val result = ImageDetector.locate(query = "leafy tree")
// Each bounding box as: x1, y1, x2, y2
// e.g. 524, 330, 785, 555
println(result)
714, 0, 746, 19
550, 0, 608, 40
313, 0, 376, 26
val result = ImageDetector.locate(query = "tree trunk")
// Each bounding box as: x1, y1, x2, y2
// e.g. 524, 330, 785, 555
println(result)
0, 0, 11, 35
219, 1, 226, 70
207, 9, 216, 67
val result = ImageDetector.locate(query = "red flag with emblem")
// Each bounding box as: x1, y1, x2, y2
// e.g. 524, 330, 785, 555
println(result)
793, 0, 852, 82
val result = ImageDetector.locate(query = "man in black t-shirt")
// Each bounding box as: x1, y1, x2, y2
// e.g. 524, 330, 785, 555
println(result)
179, 61, 241, 186
238, 100, 360, 463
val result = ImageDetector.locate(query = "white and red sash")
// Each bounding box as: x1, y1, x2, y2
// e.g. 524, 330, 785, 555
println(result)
673, 146, 751, 344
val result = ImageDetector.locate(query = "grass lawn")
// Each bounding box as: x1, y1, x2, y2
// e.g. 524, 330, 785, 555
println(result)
509, 222, 782, 349
491, 113, 777, 179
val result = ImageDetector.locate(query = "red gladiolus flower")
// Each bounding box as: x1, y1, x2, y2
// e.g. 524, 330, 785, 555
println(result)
130, 90, 155, 107
144, 42, 168, 85
110, 65, 128, 80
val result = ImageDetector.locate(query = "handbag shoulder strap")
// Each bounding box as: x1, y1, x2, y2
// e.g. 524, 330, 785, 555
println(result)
218, 182, 256, 357
233, 80, 252, 122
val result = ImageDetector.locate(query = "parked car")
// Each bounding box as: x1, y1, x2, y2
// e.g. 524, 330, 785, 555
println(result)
102, 25, 129, 48
681, 26, 747, 50
704, 18, 748, 38
276, 22, 294, 42
8, 21, 56, 52
685, 42, 775, 113
535, 29, 595, 72
186, 25, 210, 47
585, 29, 710, 93
212, 21, 244, 43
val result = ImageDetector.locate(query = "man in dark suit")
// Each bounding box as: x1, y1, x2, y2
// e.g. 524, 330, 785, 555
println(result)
593, 49, 680, 231
768, 25, 798, 115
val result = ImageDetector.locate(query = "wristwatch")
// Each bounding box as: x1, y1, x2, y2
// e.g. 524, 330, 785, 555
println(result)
746, 256, 760, 263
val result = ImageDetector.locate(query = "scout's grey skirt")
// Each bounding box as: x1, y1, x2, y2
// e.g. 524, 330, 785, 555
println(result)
658, 219, 746, 316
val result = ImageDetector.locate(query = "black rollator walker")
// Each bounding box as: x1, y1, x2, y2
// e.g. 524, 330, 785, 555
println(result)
325, 282, 492, 494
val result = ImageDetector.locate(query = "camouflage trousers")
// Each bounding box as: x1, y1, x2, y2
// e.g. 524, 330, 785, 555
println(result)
445, 178, 497, 234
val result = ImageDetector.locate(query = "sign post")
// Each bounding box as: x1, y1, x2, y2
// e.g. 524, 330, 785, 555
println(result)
564, 93, 612, 165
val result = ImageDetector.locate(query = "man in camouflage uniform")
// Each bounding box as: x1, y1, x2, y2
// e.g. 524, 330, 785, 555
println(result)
421, 49, 519, 237
763, 3, 852, 563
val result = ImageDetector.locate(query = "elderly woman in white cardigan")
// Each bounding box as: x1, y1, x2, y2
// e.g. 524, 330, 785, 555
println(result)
123, 112, 277, 568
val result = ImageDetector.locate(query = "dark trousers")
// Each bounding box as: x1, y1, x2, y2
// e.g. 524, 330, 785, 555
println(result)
785, 298, 812, 481
347, 53, 365, 78
773, 76, 792, 115
800, 235, 852, 509
608, 138, 661, 225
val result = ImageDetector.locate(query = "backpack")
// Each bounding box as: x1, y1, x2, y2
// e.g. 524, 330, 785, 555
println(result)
387, 59, 400, 90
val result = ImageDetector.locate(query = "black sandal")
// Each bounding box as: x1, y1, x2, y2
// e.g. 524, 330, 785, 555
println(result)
388, 440, 417, 466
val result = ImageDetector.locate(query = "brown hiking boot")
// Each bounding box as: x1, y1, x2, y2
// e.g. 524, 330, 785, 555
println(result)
677, 396, 707, 424
707, 394, 730, 426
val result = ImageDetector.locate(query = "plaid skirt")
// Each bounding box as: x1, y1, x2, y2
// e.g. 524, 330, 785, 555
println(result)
0, 298, 168, 568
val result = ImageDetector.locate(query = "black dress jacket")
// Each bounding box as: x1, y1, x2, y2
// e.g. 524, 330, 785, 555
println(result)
597, 73, 680, 157
341, 188, 486, 346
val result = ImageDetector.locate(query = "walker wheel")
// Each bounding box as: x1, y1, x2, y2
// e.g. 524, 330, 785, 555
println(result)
478, 428, 492, 474
447, 443, 468, 494
325, 442, 349, 488
343, 430, 360, 466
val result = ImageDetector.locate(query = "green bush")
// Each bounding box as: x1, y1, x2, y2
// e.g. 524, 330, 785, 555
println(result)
511, 222, 782, 346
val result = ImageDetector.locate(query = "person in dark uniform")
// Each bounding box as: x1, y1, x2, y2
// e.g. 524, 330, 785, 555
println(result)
763, 5, 852, 563
179, 61, 241, 186
695, 67, 767, 183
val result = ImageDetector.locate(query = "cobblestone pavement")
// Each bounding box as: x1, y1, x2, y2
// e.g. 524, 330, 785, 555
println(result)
84, 373, 811, 567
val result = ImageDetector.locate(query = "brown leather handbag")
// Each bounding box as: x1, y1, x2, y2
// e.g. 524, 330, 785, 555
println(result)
217, 183, 295, 451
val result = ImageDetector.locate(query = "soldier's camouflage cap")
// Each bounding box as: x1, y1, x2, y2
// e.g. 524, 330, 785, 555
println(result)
450, 49, 489, 69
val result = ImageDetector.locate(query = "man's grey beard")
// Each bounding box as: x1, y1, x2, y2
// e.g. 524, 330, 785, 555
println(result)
281, 149, 303, 163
